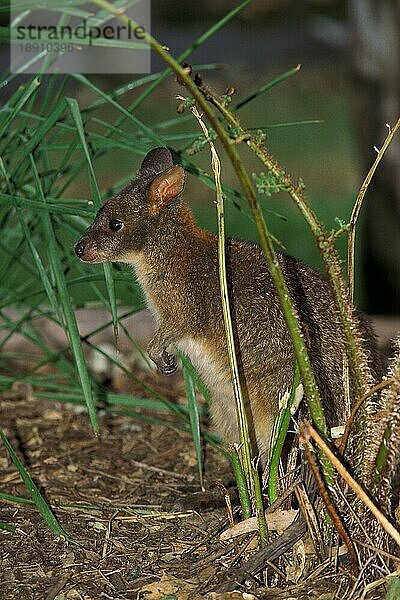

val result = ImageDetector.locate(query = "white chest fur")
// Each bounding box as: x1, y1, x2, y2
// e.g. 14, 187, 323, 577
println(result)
126, 256, 160, 323
176, 336, 239, 444
124, 257, 242, 447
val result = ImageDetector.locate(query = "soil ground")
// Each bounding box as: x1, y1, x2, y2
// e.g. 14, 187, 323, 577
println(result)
2, 314, 398, 599
0, 370, 389, 600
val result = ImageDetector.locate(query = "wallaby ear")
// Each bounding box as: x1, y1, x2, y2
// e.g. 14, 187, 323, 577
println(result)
147, 166, 185, 215
140, 147, 173, 174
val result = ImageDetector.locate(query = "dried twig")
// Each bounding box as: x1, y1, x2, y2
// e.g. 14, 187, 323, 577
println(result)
302, 421, 400, 548
294, 483, 325, 560
359, 571, 400, 600
300, 425, 359, 576
214, 480, 235, 529
348, 118, 400, 302
339, 377, 395, 456
216, 516, 307, 592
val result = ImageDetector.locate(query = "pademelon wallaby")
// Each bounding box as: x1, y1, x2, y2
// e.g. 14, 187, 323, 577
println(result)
75, 147, 381, 462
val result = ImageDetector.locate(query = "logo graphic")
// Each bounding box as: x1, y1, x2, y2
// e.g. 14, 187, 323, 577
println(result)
10, 1, 151, 74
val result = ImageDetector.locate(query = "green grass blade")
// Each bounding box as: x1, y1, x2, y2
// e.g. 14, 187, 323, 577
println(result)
235, 64, 301, 110
29, 152, 99, 433
0, 193, 93, 217
65, 98, 101, 205
66, 96, 119, 341
249, 119, 323, 130
0, 429, 72, 541
11, 99, 66, 183
230, 446, 251, 520
267, 363, 301, 504
14, 207, 61, 319
0, 522, 16, 532
86, 340, 187, 421
82, 72, 162, 114
0, 309, 76, 379
181, 354, 204, 490
180, 351, 211, 405
0, 76, 40, 139
181, 0, 253, 56
386, 577, 400, 600
123, 0, 253, 114
72, 75, 162, 145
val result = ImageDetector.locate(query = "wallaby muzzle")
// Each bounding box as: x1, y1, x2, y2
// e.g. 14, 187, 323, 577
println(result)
74, 237, 104, 263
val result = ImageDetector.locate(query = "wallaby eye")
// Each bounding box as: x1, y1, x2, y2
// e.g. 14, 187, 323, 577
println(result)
109, 219, 124, 232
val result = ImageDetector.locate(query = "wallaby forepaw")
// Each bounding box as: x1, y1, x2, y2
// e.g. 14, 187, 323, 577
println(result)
155, 350, 177, 375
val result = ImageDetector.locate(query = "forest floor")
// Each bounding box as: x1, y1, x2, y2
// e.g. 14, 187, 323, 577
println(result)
1, 314, 398, 599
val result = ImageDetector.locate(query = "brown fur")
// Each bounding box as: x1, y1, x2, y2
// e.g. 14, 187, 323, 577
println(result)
75, 147, 381, 462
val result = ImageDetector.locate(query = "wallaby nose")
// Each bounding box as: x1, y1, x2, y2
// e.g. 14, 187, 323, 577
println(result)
74, 241, 85, 258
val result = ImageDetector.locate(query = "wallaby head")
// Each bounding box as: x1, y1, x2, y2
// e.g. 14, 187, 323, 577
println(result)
74, 147, 185, 263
